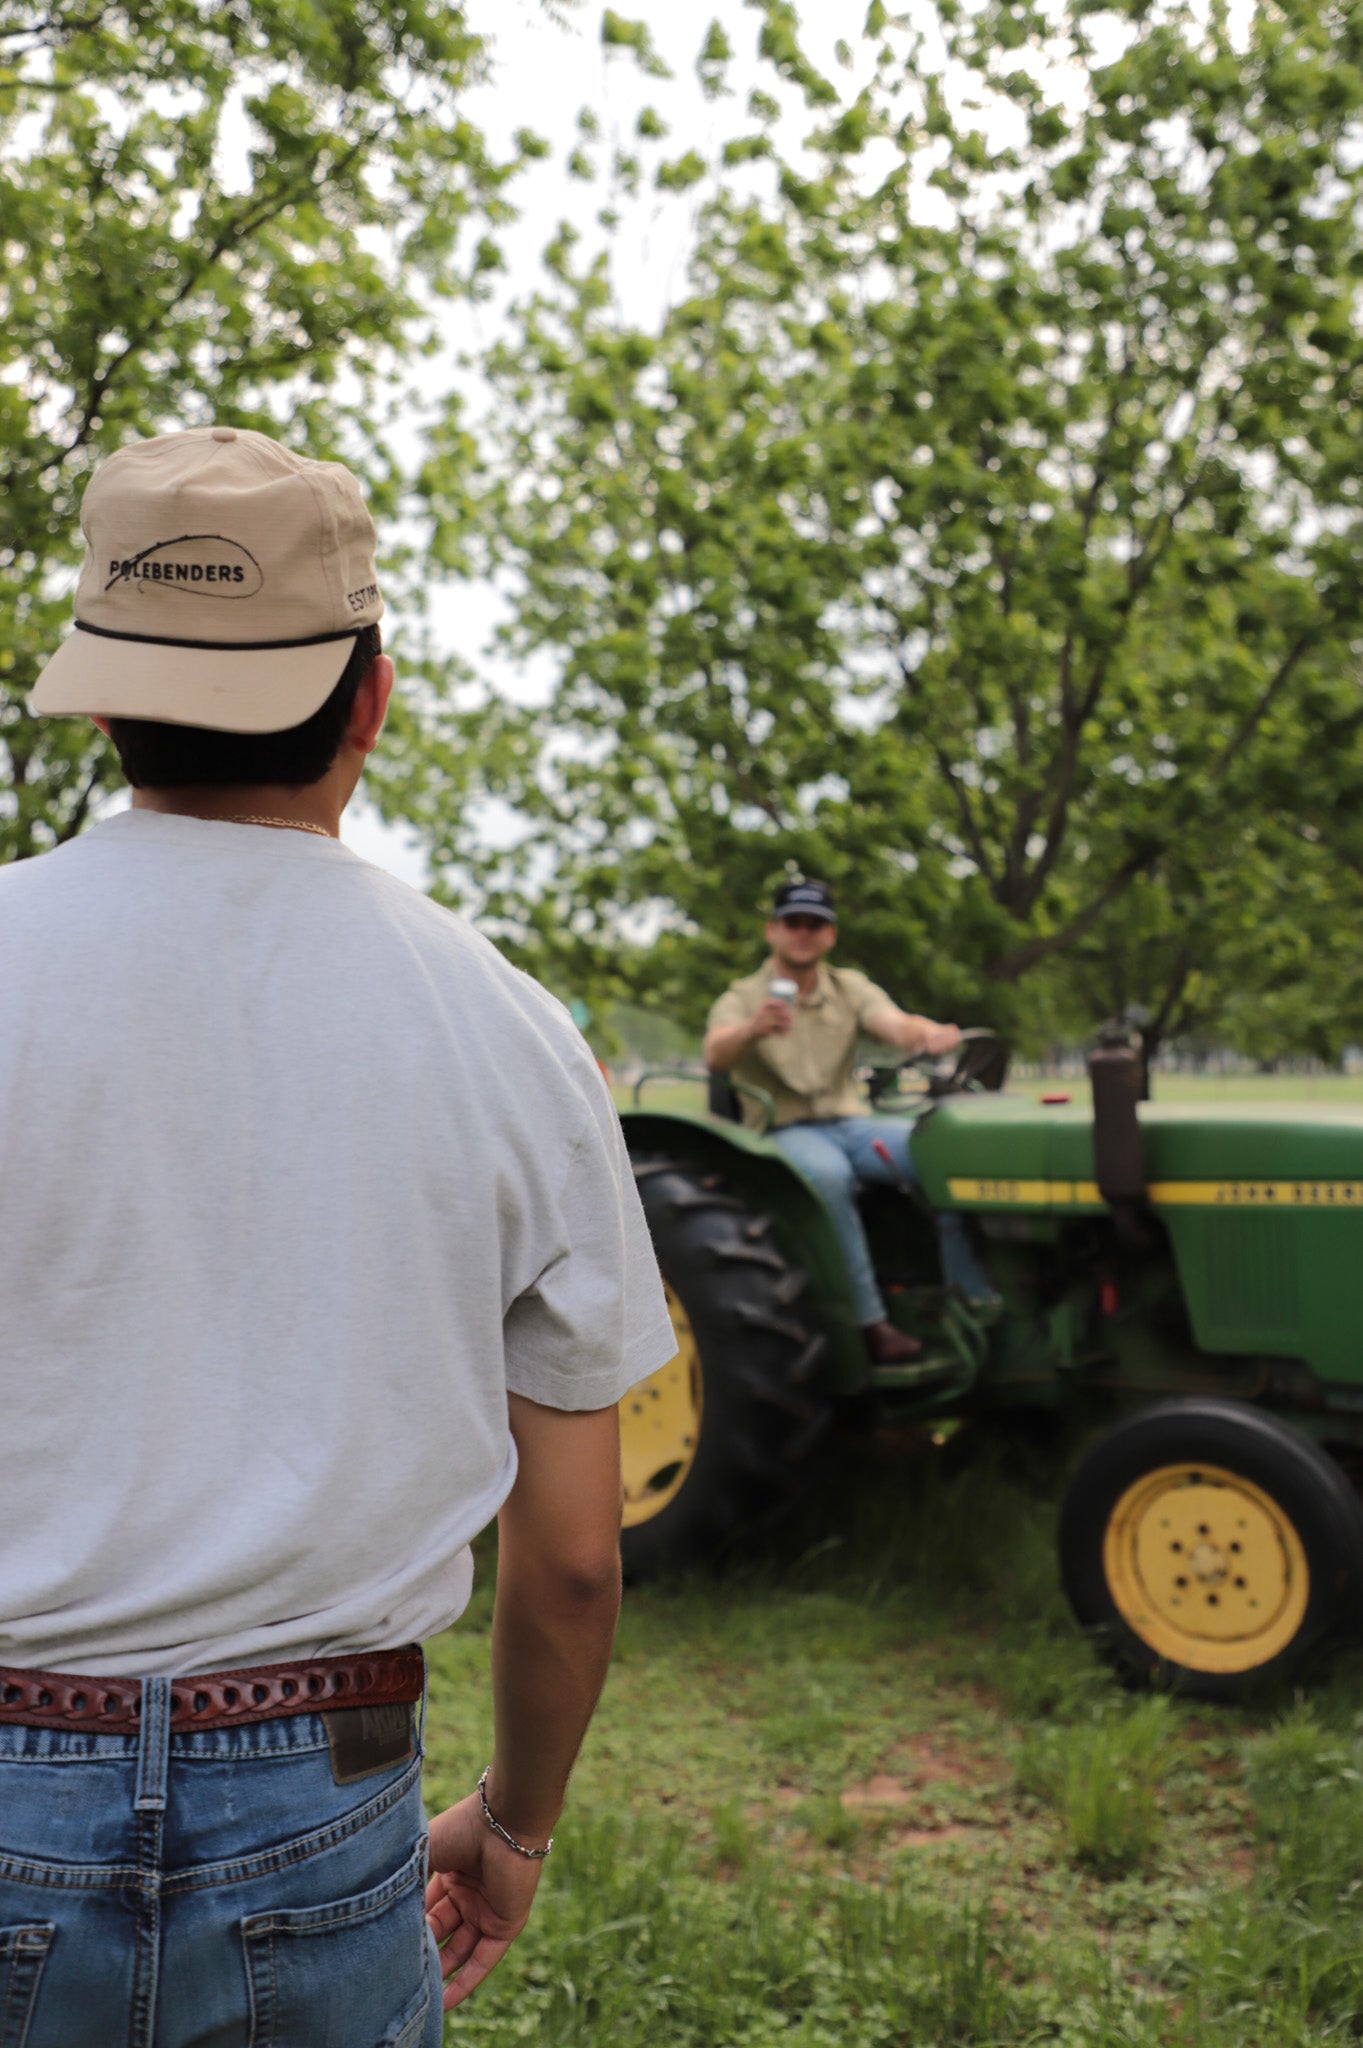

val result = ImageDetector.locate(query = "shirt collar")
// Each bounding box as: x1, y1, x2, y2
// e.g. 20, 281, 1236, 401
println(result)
763, 959, 833, 1007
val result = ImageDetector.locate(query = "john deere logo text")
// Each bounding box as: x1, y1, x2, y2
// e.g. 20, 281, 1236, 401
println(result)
106, 534, 264, 598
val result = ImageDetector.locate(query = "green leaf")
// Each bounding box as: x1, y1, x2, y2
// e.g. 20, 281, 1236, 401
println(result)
655, 150, 708, 192
600, 10, 672, 78
698, 18, 734, 99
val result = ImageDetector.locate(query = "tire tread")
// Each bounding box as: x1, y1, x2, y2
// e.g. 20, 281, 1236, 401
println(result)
622, 1153, 832, 1577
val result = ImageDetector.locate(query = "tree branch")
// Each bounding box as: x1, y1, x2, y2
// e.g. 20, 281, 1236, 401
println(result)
1014, 372, 1238, 920
992, 837, 1163, 981
926, 737, 997, 887
54, 757, 105, 843
15, 121, 381, 492
1209, 628, 1314, 783
1143, 938, 1197, 1060
0, 7, 111, 51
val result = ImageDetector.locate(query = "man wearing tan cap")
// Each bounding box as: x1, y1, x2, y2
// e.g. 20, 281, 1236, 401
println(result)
2, 427, 674, 2043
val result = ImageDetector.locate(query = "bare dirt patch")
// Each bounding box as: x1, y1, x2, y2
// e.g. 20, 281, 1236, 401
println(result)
841, 1772, 918, 1809
858, 1729, 1005, 1794
890, 1823, 995, 1850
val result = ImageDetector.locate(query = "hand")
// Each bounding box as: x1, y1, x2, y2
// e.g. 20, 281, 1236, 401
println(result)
425, 1793, 546, 2011
750, 997, 794, 1039
918, 1021, 962, 1058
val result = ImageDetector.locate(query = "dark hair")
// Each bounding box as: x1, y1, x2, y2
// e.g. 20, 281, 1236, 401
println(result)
106, 625, 382, 790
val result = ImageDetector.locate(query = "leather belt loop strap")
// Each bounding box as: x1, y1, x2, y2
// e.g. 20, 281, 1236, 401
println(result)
0, 1647, 424, 1734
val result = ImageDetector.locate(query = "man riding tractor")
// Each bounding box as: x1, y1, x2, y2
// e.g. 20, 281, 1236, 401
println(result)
704, 879, 1000, 1367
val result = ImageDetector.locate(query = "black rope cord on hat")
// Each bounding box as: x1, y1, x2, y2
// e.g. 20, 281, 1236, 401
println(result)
72, 621, 363, 653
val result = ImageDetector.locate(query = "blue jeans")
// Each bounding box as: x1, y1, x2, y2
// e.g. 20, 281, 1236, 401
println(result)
772, 1116, 997, 1323
0, 1677, 441, 2047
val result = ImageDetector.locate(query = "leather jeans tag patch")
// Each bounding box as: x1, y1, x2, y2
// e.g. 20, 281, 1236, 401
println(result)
322, 1703, 415, 1785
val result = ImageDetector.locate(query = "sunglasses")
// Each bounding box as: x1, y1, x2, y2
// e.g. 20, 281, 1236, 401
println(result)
778, 915, 831, 933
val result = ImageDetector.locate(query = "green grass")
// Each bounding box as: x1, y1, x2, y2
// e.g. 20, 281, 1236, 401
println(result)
423, 1434, 1363, 2044
1016, 1695, 1173, 1875
617, 1070, 1363, 1119
1020, 1071, 1363, 1111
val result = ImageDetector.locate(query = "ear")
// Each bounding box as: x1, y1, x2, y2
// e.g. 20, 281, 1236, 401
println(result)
346, 654, 395, 757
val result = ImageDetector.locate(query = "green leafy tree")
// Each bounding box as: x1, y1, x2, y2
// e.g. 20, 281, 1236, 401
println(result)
0, 0, 528, 860
420, 0, 1363, 1053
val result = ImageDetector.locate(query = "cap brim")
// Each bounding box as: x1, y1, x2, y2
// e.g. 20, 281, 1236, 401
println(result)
29, 628, 357, 735
775, 907, 837, 922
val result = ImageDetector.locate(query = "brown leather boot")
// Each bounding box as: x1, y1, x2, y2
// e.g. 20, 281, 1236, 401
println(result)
862, 1318, 923, 1364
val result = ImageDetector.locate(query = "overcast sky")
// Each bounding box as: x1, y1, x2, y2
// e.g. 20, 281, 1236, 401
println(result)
343, 0, 876, 883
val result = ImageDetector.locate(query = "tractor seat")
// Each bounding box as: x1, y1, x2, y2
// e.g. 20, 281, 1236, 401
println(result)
707, 1069, 742, 1122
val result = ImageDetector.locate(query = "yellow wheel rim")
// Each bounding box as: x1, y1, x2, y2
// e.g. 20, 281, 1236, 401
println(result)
619, 1283, 703, 1528
1102, 1461, 1311, 1675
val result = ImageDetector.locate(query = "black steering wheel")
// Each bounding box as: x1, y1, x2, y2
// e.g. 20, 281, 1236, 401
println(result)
871, 1024, 998, 1105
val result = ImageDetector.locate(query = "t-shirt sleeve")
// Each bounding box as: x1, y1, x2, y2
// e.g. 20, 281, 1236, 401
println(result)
502, 1066, 676, 1411
707, 983, 751, 1032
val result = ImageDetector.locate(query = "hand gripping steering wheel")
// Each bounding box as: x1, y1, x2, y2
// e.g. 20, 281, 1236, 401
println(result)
901, 1027, 1008, 1099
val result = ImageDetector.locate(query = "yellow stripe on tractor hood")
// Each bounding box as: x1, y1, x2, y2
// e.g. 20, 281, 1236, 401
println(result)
946, 1177, 1363, 1209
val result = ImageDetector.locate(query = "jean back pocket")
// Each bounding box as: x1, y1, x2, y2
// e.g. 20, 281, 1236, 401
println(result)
242, 1839, 429, 2048
0, 1925, 54, 2048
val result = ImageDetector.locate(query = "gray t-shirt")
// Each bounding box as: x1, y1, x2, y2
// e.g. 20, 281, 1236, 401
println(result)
0, 811, 672, 1675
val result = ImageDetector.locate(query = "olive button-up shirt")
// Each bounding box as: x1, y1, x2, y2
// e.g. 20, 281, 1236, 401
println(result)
707, 960, 894, 1131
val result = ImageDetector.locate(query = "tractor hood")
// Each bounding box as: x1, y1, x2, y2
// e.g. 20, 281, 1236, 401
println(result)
915, 1095, 1363, 1385
913, 1095, 1363, 1217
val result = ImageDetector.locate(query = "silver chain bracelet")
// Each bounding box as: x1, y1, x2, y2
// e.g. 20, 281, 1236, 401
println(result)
477, 1767, 554, 1859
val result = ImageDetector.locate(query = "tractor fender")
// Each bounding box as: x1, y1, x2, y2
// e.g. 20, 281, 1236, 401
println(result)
621, 1109, 867, 1395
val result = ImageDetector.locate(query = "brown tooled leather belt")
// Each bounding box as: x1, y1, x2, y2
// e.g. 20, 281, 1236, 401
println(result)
0, 1647, 424, 1733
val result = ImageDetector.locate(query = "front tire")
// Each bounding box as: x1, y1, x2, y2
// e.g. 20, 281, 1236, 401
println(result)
620, 1157, 830, 1579
1060, 1399, 1363, 1701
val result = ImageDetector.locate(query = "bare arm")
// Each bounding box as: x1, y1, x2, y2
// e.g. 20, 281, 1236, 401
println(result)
704, 999, 792, 1070
488, 1394, 623, 1835
425, 1395, 624, 2010
863, 1006, 962, 1059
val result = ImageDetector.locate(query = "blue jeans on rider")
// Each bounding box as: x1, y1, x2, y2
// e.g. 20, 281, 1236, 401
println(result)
0, 1677, 441, 2048
771, 1116, 998, 1325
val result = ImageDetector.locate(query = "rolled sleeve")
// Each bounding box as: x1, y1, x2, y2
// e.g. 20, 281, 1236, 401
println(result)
503, 1074, 675, 1411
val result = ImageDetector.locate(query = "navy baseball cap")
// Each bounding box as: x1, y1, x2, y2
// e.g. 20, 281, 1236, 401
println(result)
772, 879, 836, 923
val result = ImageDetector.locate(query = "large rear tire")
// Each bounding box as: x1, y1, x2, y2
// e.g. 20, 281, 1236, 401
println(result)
1060, 1399, 1363, 1701
620, 1157, 830, 1579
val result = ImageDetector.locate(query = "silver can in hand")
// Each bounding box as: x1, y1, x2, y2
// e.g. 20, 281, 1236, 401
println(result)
768, 977, 799, 1005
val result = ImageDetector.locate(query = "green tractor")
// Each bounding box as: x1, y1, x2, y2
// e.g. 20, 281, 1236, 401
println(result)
617, 1033, 1363, 1702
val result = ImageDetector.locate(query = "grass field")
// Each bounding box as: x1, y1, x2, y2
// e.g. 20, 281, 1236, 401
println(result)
424, 1434, 1363, 2046
1021, 1072, 1363, 1110
621, 1069, 1363, 1116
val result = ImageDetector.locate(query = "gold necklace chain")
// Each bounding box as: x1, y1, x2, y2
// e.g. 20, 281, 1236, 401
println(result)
226, 814, 334, 839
